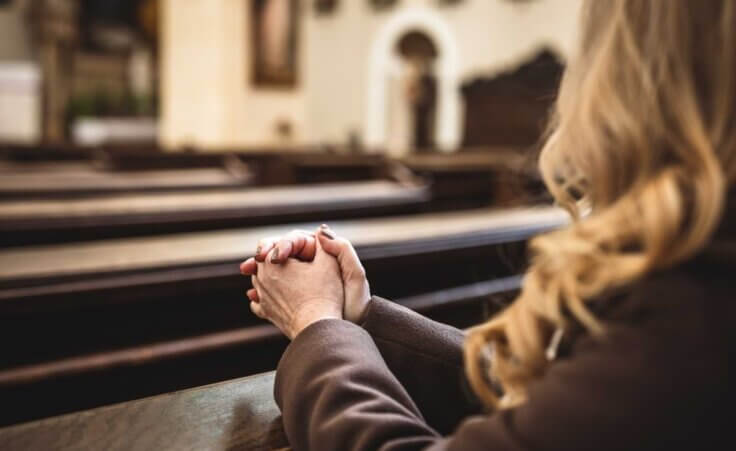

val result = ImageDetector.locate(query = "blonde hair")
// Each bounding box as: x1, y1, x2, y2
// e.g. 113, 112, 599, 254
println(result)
465, 0, 736, 408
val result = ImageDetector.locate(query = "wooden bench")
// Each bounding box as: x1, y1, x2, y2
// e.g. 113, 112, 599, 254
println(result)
0, 145, 394, 188
0, 151, 395, 200
0, 207, 567, 426
0, 276, 530, 451
0, 167, 255, 199
0, 371, 289, 451
401, 151, 547, 208
0, 180, 430, 246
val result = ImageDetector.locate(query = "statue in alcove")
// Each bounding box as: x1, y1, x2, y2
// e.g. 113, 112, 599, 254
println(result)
387, 30, 438, 155
314, 0, 338, 15
370, 0, 398, 12
407, 57, 437, 151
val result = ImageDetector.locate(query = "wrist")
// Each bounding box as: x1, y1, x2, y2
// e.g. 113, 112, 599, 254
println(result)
289, 304, 342, 339
345, 294, 372, 323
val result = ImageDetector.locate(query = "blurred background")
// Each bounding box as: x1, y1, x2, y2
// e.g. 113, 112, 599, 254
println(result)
0, 0, 579, 151
0, 0, 579, 428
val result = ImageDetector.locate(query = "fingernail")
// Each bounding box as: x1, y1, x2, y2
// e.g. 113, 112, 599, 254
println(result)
256, 245, 262, 256
320, 228, 335, 240
270, 247, 281, 263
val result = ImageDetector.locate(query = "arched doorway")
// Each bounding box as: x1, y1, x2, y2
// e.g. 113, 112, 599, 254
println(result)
365, 7, 461, 154
392, 30, 438, 152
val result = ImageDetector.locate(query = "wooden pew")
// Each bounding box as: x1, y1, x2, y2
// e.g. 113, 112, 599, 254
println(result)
0, 276, 526, 451
0, 371, 288, 451
0, 151, 389, 200
0, 180, 430, 246
0, 145, 544, 210
0, 207, 566, 426
105, 150, 393, 185
0, 143, 93, 163
0, 166, 255, 199
0, 144, 394, 193
401, 151, 548, 209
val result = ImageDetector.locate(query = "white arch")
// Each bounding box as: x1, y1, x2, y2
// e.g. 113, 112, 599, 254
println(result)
365, 6, 462, 153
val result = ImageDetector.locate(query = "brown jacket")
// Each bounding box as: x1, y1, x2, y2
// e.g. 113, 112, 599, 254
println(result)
274, 210, 735, 450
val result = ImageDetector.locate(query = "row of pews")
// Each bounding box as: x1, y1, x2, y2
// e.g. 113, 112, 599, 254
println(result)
0, 144, 561, 449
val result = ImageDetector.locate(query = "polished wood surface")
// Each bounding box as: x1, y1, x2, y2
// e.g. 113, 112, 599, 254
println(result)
461, 49, 563, 148
0, 206, 564, 283
0, 274, 526, 451
0, 275, 521, 387
0, 205, 565, 426
0, 371, 288, 451
401, 150, 526, 171
0, 180, 430, 246
0, 181, 424, 220
401, 151, 546, 208
0, 167, 253, 196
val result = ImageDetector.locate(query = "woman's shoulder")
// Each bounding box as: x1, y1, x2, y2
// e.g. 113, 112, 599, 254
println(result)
594, 240, 734, 323
552, 247, 734, 368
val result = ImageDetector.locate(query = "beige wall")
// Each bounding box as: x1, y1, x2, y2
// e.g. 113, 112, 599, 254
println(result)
0, 0, 33, 61
304, 0, 582, 150
160, 0, 306, 150
0, 1, 40, 143
160, 0, 582, 151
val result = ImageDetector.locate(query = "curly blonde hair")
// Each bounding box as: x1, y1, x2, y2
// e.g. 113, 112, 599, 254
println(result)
465, 0, 736, 408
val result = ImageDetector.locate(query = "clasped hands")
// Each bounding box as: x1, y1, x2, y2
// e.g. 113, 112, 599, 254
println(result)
239, 225, 371, 339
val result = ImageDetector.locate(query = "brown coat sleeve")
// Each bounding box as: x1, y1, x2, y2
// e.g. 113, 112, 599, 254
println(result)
274, 319, 441, 451
274, 273, 726, 451
359, 297, 482, 433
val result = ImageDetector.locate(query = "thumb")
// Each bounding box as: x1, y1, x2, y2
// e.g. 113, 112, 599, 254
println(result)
313, 227, 327, 258
315, 224, 339, 258
316, 226, 371, 323
316, 226, 362, 278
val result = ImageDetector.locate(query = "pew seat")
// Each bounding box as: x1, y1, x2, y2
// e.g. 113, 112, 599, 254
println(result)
401, 151, 546, 208
0, 276, 527, 450
0, 206, 564, 288
0, 180, 430, 246
0, 167, 255, 198
0, 206, 567, 426
0, 371, 288, 451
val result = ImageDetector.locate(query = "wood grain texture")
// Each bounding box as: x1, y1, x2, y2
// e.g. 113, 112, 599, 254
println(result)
0, 180, 424, 219
0, 371, 288, 451
0, 180, 430, 246
0, 275, 524, 450
0, 276, 522, 387
0, 168, 254, 200
0, 206, 565, 283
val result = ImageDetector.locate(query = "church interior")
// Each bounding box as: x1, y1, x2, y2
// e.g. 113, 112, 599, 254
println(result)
0, 0, 582, 448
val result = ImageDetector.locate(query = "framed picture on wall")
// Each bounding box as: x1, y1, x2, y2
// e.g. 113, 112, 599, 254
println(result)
251, 0, 299, 88
314, 0, 338, 16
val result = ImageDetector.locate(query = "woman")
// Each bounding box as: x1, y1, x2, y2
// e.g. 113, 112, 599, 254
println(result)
239, 1, 735, 449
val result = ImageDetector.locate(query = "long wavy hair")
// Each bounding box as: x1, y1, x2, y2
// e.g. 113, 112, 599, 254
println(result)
465, 0, 736, 409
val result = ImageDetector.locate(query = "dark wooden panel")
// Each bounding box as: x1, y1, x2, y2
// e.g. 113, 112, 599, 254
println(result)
0, 180, 430, 246
0, 206, 563, 292
0, 207, 566, 426
462, 49, 563, 148
0, 167, 254, 199
0, 143, 93, 163
0, 276, 525, 451
0, 371, 289, 451
402, 151, 549, 208
0, 275, 521, 386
